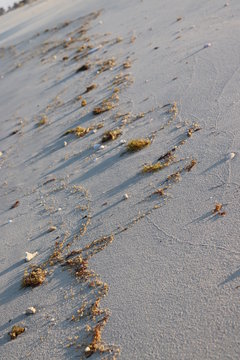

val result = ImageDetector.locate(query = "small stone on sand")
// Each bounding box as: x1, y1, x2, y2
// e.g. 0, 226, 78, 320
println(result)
25, 251, 38, 262
26, 307, 36, 315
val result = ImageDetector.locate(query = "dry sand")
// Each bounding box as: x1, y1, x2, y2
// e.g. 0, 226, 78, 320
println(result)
0, 0, 240, 359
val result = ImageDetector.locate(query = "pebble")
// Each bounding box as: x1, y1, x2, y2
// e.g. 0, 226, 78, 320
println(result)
26, 307, 36, 315
227, 152, 236, 160
25, 251, 38, 262
204, 43, 212, 48
0, 151, 3, 157
123, 193, 129, 200
85, 346, 91, 353
48, 226, 57, 232
64, 141, 67, 147
58, 207, 62, 211
8, 219, 13, 223
119, 139, 126, 145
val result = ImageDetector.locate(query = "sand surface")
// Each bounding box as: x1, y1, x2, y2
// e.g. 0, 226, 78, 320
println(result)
0, 0, 240, 359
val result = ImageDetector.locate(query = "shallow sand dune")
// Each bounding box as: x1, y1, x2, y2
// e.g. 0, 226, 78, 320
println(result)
0, 0, 240, 359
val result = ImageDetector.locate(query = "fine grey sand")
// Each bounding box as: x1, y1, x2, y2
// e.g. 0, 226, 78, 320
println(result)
0, 0, 240, 359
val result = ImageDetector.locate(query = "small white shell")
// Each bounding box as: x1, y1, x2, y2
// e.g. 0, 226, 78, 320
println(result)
58, 207, 62, 211
8, 219, 13, 223
119, 139, 126, 145
0, 151, 3, 157
64, 141, 67, 147
227, 152, 236, 160
93, 144, 105, 151
123, 193, 129, 200
26, 307, 36, 315
25, 251, 38, 262
85, 347, 91, 353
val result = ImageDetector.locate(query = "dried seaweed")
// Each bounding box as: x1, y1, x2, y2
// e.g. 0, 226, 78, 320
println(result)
126, 139, 151, 152
102, 129, 122, 142
9, 326, 25, 340
22, 267, 46, 287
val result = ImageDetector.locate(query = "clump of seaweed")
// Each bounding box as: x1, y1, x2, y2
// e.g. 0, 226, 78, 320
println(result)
93, 101, 114, 115
184, 159, 197, 172
38, 115, 48, 127
101, 129, 122, 142
22, 267, 46, 287
76, 63, 90, 73
63, 126, 91, 137
9, 325, 25, 340
10, 200, 20, 209
167, 171, 181, 182
187, 123, 201, 137
126, 139, 151, 152
97, 58, 116, 73
123, 59, 131, 69
85, 84, 97, 93
142, 162, 165, 173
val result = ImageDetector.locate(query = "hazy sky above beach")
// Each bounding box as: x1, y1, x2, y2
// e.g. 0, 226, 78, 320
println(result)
0, 0, 20, 9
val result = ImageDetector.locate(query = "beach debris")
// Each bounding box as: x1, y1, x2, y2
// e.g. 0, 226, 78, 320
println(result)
213, 203, 226, 216
38, 115, 48, 127
85, 84, 97, 93
176, 17, 182, 22
119, 139, 126, 145
76, 63, 90, 73
213, 203, 222, 214
187, 123, 201, 137
204, 43, 212, 48
81, 99, 87, 107
62, 56, 69, 61
22, 267, 46, 287
142, 162, 166, 173
116, 36, 123, 43
227, 152, 236, 160
25, 251, 38, 262
64, 141, 67, 147
93, 101, 114, 114
126, 138, 151, 152
97, 58, 116, 73
153, 188, 165, 196
123, 193, 129, 200
0, 151, 3, 157
10, 200, 20, 209
184, 159, 197, 172
64, 126, 90, 137
9, 325, 25, 340
58, 208, 62, 211
43, 177, 56, 185
123, 59, 131, 69
8, 219, 13, 223
26, 307, 36, 315
48, 226, 57, 232
102, 129, 122, 142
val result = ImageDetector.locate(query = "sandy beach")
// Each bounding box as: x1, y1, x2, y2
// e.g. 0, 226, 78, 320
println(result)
0, 0, 240, 359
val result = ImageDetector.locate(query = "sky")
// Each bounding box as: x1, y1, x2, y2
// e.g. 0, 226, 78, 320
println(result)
0, 0, 21, 9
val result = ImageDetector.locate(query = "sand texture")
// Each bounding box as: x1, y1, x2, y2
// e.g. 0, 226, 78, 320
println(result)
0, 0, 240, 359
